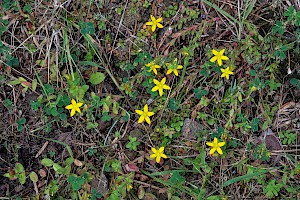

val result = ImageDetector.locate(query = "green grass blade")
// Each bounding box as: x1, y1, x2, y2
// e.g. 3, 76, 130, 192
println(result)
223, 170, 267, 187
202, 0, 240, 25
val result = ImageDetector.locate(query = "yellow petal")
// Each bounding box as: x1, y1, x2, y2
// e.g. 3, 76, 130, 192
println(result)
157, 23, 163, 28
217, 147, 223, 155
210, 56, 217, 62
158, 147, 165, 152
146, 22, 153, 26
151, 24, 156, 32
138, 115, 144, 123
209, 147, 216, 155
221, 56, 229, 60
156, 17, 163, 22
150, 15, 155, 21
225, 74, 229, 80
218, 142, 225, 147
152, 86, 159, 92
145, 116, 151, 124
65, 105, 73, 109
217, 59, 223, 66
221, 73, 226, 78
152, 68, 158, 75
151, 147, 157, 153
158, 88, 163, 96
161, 153, 167, 159
153, 79, 160, 85
71, 99, 76, 105
156, 156, 161, 163
206, 142, 214, 146
174, 69, 179, 76
161, 77, 166, 84
75, 107, 81, 113
77, 102, 83, 107
144, 104, 148, 112
162, 85, 171, 90
148, 111, 155, 117
213, 138, 218, 143
212, 49, 218, 55
136, 110, 144, 115
150, 154, 157, 159
166, 69, 172, 75
220, 49, 225, 55
70, 109, 75, 117
177, 65, 183, 69
220, 68, 226, 73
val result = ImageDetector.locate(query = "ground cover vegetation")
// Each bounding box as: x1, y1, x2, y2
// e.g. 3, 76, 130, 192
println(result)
0, 0, 300, 199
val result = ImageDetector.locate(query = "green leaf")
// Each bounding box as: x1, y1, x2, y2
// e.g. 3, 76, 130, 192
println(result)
16, 172, 26, 185
23, 4, 32, 13
89, 72, 105, 85
112, 102, 119, 114
65, 157, 74, 165
170, 171, 185, 184
4, 99, 13, 110
290, 78, 299, 86
53, 163, 63, 172
284, 6, 295, 21
44, 84, 55, 95
263, 180, 283, 198
272, 21, 285, 35
79, 21, 95, 35
194, 88, 208, 99
41, 158, 54, 167
168, 98, 179, 111
111, 159, 122, 173
101, 112, 111, 122
223, 169, 267, 187
29, 171, 38, 183
68, 175, 85, 191
15, 163, 25, 173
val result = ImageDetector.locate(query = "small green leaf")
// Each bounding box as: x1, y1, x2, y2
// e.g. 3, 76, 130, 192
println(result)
79, 21, 95, 35
41, 158, 54, 167
17, 172, 26, 185
29, 171, 38, 183
194, 88, 208, 99
53, 163, 63, 172
89, 72, 105, 85
65, 157, 74, 166
15, 163, 25, 173
32, 79, 37, 91
170, 171, 185, 184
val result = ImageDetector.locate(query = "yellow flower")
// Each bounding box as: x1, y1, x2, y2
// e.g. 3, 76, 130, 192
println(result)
166, 58, 183, 76
146, 61, 161, 75
65, 99, 83, 117
127, 184, 133, 191
220, 67, 234, 80
151, 77, 171, 96
135, 104, 155, 124
206, 138, 225, 155
250, 86, 257, 91
146, 15, 164, 32
210, 49, 229, 66
150, 147, 167, 163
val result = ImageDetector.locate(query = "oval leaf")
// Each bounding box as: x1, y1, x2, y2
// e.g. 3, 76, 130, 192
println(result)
89, 72, 105, 85
41, 158, 54, 167
29, 171, 38, 183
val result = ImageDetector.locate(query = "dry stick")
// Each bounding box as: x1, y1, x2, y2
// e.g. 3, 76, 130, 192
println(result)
133, 180, 161, 190
108, 0, 129, 63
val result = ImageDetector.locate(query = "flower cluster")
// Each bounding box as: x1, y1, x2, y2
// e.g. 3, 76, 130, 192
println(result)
210, 49, 234, 80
